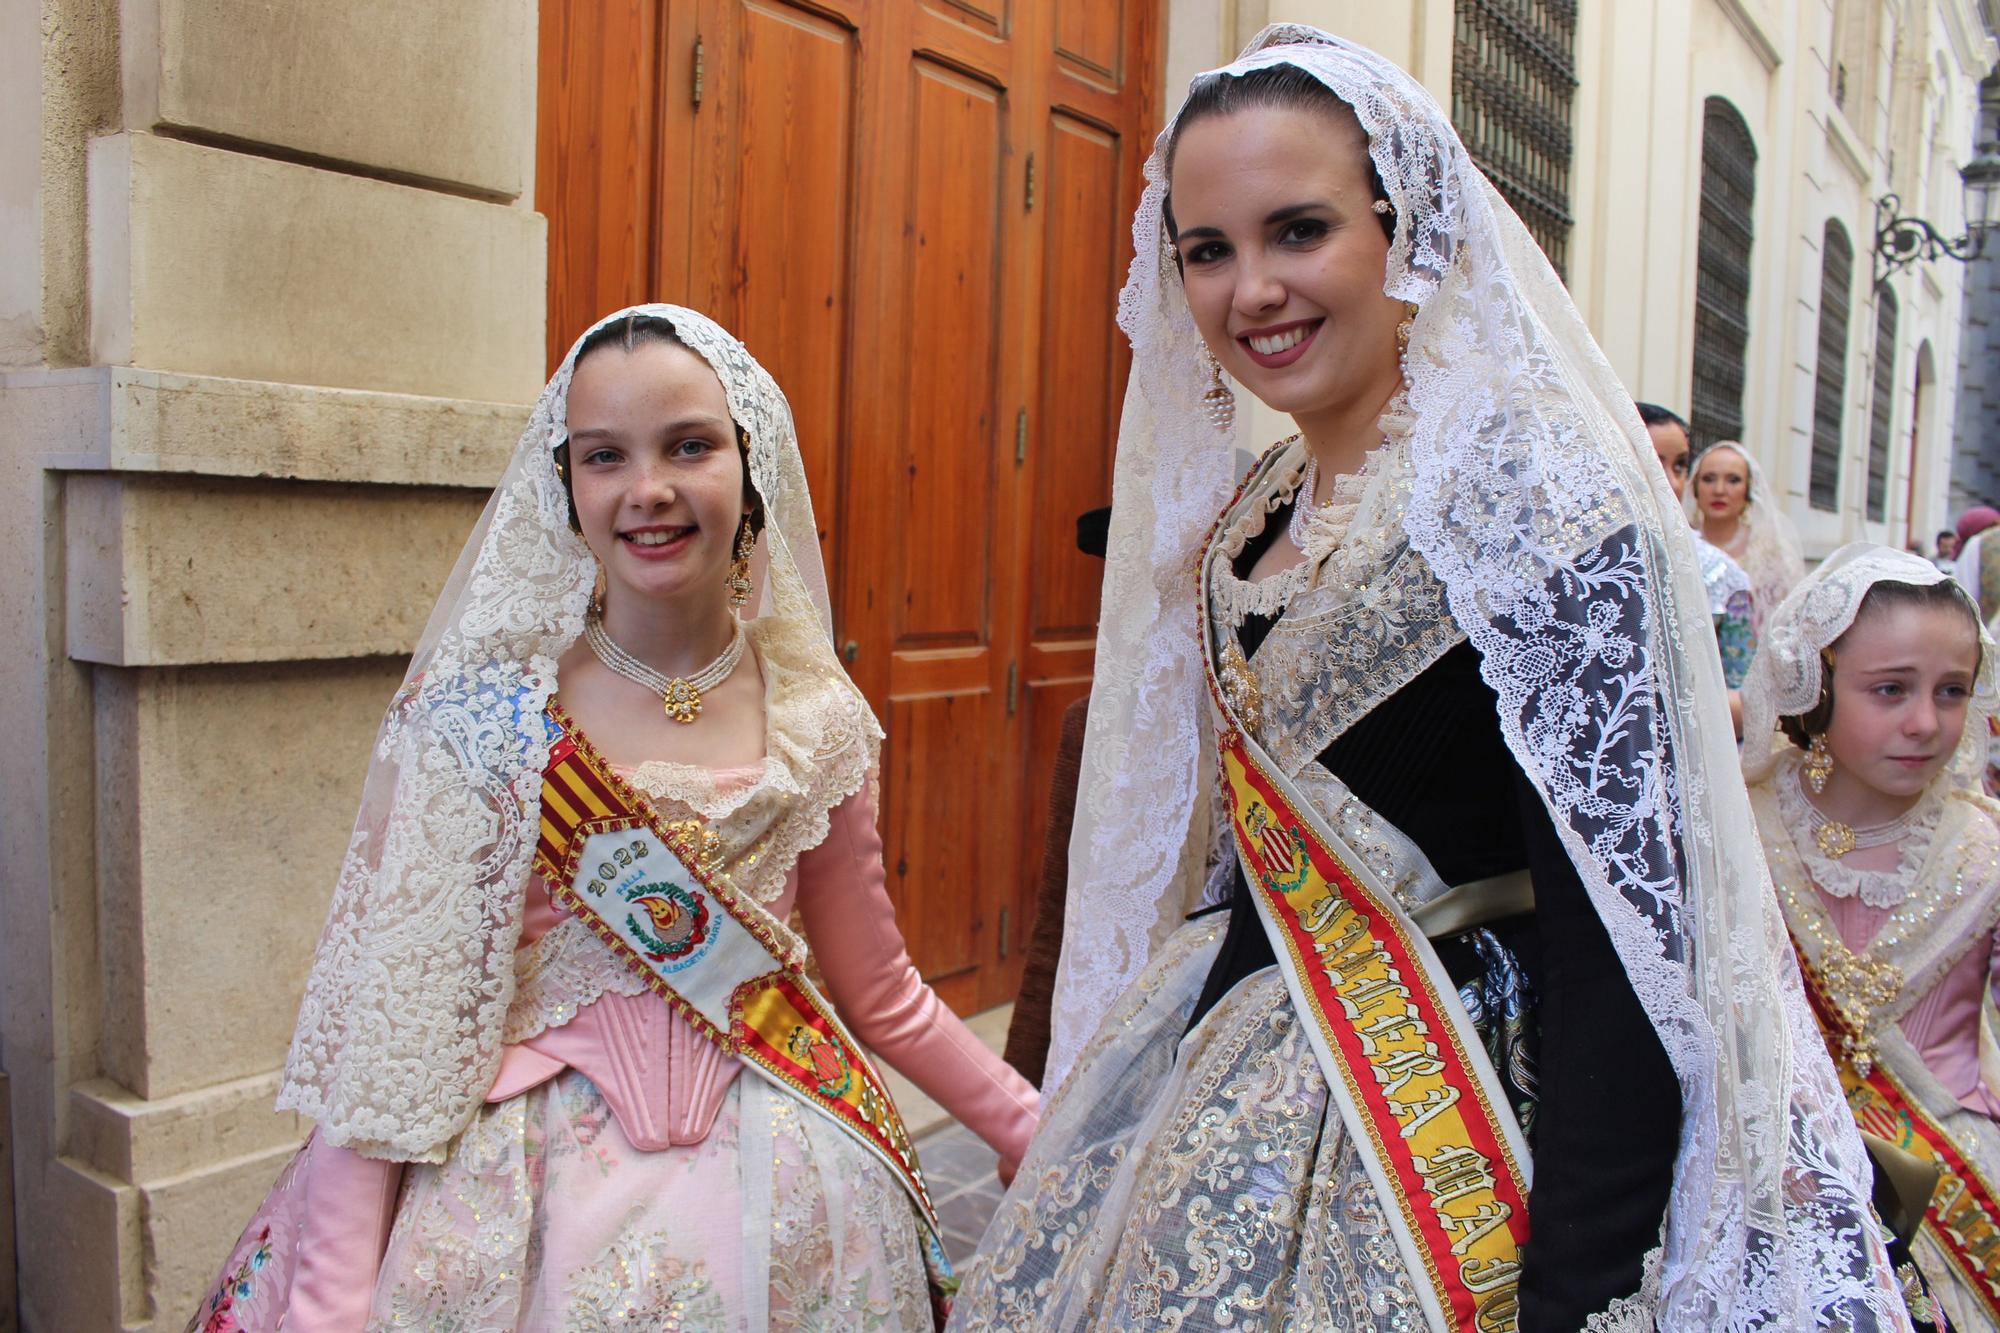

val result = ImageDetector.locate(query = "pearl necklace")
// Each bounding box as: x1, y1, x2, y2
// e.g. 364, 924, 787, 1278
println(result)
584, 610, 747, 724
1794, 766, 1931, 859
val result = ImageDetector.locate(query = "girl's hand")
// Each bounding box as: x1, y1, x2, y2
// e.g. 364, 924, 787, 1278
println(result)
997, 1154, 1021, 1189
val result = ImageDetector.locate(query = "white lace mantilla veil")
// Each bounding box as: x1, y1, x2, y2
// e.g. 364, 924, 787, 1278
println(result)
1046, 25, 1905, 1328
1741, 542, 1999, 790
1685, 439, 1808, 628
276, 304, 878, 1163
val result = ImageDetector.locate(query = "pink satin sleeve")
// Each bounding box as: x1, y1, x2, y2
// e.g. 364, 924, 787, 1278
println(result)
279, 1135, 403, 1331
796, 787, 1041, 1164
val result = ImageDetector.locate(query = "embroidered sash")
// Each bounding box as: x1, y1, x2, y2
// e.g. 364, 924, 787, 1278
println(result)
1199, 472, 1533, 1332
1797, 946, 2000, 1320
532, 703, 954, 1307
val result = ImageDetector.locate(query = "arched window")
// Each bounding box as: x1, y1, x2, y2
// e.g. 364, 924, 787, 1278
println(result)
1865, 285, 1898, 523
1452, 0, 1578, 275
1691, 98, 1757, 452
1810, 221, 1854, 512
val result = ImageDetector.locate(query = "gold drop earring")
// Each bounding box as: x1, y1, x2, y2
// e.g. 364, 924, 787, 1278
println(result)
1805, 732, 1834, 794
726, 516, 756, 611
1395, 301, 1418, 370
1199, 344, 1236, 431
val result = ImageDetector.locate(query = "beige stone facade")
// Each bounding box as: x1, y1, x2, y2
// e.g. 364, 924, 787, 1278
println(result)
2, 2, 542, 1327
4, 1, 1992, 1329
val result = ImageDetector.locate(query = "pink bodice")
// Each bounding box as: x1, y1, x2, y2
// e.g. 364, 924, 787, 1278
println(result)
1822, 890, 2000, 1117
488, 773, 1037, 1156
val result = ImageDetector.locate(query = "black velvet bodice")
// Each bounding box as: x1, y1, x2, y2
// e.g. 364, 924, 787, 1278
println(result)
1190, 507, 1680, 1330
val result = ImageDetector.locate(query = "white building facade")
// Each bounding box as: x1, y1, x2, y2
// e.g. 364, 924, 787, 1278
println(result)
1187, 0, 1996, 558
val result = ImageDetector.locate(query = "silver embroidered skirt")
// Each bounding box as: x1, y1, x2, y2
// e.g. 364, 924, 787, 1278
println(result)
949, 918, 1430, 1331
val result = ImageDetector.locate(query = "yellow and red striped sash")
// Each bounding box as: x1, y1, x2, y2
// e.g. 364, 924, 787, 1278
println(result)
1797, 943, 2000, 1319
1216, 731, 1532, 1331
532, 702, 951, 1301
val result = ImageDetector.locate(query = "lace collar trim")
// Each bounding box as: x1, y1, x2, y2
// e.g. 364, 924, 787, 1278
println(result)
1772, 753, 1945, 909
1208, 434, 1405, 630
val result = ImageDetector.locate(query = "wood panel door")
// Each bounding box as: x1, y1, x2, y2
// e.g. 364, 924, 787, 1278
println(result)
539, 0, 1160, 1013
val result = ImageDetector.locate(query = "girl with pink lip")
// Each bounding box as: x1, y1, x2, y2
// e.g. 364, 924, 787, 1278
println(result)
1688, 439, 1806, 636
188, 307, 1037, 1331
1742, 542, 2000, 1329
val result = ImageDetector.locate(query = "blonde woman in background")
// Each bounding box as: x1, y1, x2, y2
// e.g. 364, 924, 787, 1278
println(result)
1689, 439, 1806, 635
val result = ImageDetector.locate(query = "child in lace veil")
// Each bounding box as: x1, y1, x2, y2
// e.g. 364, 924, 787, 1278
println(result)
188, 306, 1038, 1331
1742, 541, 2000, 1329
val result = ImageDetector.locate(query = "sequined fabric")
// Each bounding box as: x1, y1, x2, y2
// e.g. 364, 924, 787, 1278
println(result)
198, 1071, 932, 1332
952, 920, 1439, 1330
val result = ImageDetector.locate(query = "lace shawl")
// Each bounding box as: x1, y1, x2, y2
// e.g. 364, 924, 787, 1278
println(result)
1049, 26, 1910, 1327
277, 305, 880, 1163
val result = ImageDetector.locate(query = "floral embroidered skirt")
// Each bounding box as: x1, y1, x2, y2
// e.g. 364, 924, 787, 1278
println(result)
192, 1070, 932, 1332
950, 918, 1431, 1331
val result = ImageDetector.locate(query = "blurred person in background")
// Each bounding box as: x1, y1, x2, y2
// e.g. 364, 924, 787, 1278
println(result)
1688, 438, 1805, 636
1641, 402, 1756, 703
1955, 505, 2000, 621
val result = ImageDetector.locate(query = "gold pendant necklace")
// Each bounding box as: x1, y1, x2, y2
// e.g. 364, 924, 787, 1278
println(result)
1795, 767, 1927, 860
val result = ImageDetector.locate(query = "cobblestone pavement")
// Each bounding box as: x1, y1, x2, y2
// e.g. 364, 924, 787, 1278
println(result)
916, 1120, 1006, 1268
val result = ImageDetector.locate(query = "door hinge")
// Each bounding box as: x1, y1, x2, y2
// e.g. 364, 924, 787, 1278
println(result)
1024, 151, 1036, 210
1014, 407, 1028, 465
1005, 660, 1019, 717
692, 34, 705, 108
998, 904, 1011, 960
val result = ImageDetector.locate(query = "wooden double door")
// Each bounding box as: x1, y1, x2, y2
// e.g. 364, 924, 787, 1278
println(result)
538, 0, 1162, 1012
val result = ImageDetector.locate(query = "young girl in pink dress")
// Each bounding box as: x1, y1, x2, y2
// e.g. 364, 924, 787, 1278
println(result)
189, 306, 1037, 1331
1742, 542, 2000, 1329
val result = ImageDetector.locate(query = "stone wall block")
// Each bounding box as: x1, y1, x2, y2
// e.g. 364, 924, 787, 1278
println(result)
70, 1074, 303, 1185
19, 365, 526, 487
142, 1142, 298, 1328
89, 132, 546, 402
102, 369, 525, 486
127, 0, 536, 199
92, 659, 409, 1100
66, 473, 486, 666
49, 1157, 146, 1328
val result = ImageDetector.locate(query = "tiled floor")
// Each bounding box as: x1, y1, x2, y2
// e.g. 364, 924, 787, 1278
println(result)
879, 1001, 1016, 1268
916, 1120, 1007, 1268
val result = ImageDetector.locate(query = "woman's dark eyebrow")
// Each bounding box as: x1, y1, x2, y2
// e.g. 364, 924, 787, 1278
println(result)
1175, 201, 1333, 245
1265, 201, 1332, 224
